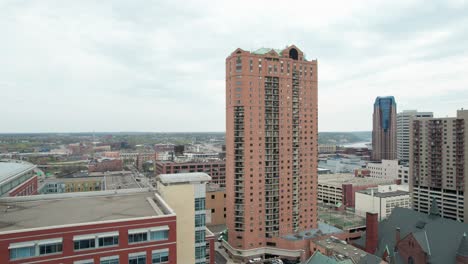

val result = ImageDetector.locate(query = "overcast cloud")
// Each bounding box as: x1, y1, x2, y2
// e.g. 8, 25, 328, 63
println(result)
1, 0, 468, 133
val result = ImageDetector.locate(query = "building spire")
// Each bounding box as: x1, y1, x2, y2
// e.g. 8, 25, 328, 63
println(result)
429, 198, 440, 218
457, 233, 468, 257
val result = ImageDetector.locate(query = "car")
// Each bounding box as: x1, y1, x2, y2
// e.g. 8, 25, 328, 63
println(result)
270, 260, 283, 264
248, 258, 262, 263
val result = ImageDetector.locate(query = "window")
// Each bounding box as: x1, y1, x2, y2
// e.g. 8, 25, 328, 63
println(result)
195, 230, 205, 243
150, 229, 169, 241
152, 249, 169, 263
39, 241, 62, 255
74, 237, 96, 250
129, 253, 146, 264
129, 232, 148, 243
195, 214, 206, 227
98, 235, 119, 247
128, 227, 169, 243
195, 245, 206, 259
101, 255, 119, 264
74, 260, 94, 264
195, 198, 205, 211
10, 245, 35, 260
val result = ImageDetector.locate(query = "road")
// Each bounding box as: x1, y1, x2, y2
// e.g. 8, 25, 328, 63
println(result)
215, 251, 227, 264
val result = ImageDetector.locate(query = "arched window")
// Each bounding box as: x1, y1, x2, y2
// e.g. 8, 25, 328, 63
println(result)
408, 256, 415, 264
289, 48, 298, 60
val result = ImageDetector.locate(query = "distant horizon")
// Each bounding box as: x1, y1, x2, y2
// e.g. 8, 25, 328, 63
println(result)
0, 130, 372, 135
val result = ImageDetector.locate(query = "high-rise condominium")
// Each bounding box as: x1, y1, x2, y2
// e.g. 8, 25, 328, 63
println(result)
372, 96, 397, 161
411, 109, 468, 222
225, 45, 318, 257
397, 110, 433, 162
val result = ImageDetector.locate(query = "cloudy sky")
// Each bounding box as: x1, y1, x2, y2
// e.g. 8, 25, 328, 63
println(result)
1, 0, 468, 133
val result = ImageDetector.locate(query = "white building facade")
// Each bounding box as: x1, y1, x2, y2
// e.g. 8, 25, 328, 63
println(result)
397, 110, 433, 162
355, 184, 410, 220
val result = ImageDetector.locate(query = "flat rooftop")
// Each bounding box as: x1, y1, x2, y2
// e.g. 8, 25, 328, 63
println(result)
158, 172, 211, 184
0, 160, 36, 184
318, 174, 396, 187
314, 236, 372, 263
0, 189, 172, 233
357, 188, 409, 198
282, 222, 343, 241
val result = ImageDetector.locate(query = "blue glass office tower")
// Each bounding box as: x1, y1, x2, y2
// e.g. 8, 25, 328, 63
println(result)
372, 96, 397, 161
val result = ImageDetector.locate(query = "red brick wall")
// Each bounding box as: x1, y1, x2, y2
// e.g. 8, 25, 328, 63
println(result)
207, 236, 215, 264
365, 212, 378, 254
395, 234, 428, 264
88, 159, 123, 172
8, 175, 38, 197
0, 216, 177, 264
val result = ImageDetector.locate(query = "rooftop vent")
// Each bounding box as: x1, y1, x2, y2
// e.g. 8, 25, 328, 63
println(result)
416, 221, 427, 229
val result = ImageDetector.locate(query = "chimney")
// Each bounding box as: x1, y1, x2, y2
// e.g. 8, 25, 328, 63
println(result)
396, 227, 401, 244
365, 212, 378, 254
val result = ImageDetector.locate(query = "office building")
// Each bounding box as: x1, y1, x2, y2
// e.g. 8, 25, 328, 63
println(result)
411, 109, 468, 222
355, 184, 410, 220
372, 96, 397, 161
225, 45, 318, 260
366, 159, 410, 184
157, 172, 215, 264
397, 110, 433, 162
318, 174, 398, 208
0, 189, 178, 264
0, 159, 38, 197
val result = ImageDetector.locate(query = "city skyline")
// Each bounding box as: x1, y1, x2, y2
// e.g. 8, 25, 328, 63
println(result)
2, 0, 468, 133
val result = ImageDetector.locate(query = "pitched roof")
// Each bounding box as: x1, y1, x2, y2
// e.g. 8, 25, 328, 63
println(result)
429, 198, 440, 217
358, 254, 382, 264
251, 47, 284, 56
353, 207, 468, 264
305, 251, 353, 264
458, 233, 468, 257
412, 230, 431, 255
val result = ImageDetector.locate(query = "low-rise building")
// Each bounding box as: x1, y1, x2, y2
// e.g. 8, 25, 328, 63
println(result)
318, 174, 399, 208
155, 161, 226, 187
0, 159, 38, 197
40, 176, 104, 194
318, 157, 367, 174
309, 236, 383, 264
88, 158, 123, 173
136, 152, 158, 171
319, 144, 337, 154
355, 184, 410, 220
0, 189, 178, 264
354, 201, 468, 264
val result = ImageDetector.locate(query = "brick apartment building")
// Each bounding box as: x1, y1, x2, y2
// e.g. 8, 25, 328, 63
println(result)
225, 45, 318, 261
155, 161, 226, 187
88, 158, 123, 173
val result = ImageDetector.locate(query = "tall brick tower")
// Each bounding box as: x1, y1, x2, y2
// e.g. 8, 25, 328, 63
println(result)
225, 45, 318, 259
